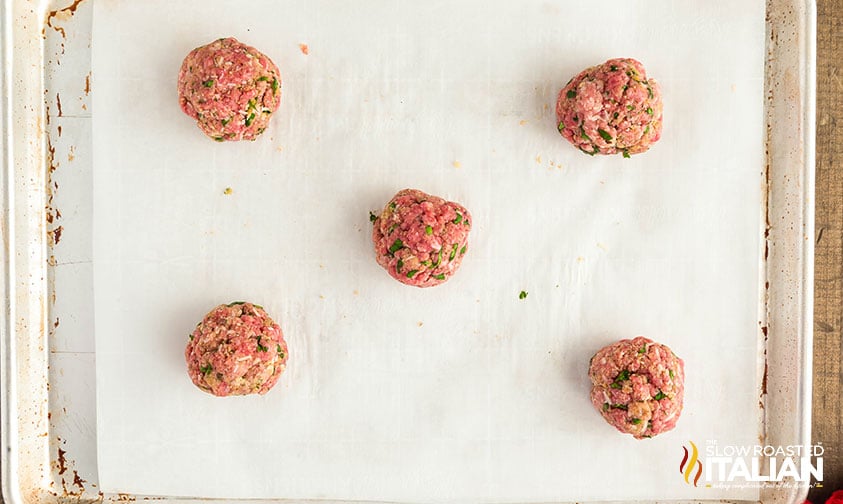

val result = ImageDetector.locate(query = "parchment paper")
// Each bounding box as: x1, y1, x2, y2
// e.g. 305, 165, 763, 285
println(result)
93, 1, 766, 501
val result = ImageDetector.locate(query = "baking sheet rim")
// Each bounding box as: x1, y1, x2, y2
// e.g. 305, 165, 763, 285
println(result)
0, 0, 816, 502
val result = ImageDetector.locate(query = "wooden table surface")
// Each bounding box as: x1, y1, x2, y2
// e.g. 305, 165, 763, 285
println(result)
808, 1, 842, 503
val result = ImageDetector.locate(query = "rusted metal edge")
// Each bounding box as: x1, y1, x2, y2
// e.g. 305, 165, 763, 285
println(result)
3, 0, 68, 502
759, 0, 816, 502
1, 0, 21, 499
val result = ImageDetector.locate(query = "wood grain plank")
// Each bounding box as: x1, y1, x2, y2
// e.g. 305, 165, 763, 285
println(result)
808, 0, 843, 502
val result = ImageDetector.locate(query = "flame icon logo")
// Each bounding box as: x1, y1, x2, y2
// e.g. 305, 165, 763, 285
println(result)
679, 441, 703, 486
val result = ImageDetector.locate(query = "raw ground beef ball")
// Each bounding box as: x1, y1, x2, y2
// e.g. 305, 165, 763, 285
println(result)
178, 37, 281, 142
372, 188, 472, 288
556, 58, 662, 157
185, 302, 288, 397
588, 336, 684, 439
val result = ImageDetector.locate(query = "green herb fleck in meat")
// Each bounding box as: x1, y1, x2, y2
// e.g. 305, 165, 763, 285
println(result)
189, 334, 194, 341
433, 273, 446, 280
257, 76, 269, 82
425, 225, 433, 235
228, 301, 246, 306
519, 291, 528, 300
432, 248, 443, 267
421, 260, 432, 267
610, 65, 618, 71
622, 150, 631, 159
566, 89, 576, 99
406, 269, 418, 279
654, 391, 667, 401
389, 202, 397, 211
460, 245, 467, 255
610, 369, 631, 389
396, 259, 404, 273
613, 112, 619, 119
245, 112, 256, 127
221, 118, 230, 126
213, 136, 224, 142
598, 129, 613, 142
388, 223, 398, 235
626, 104, 634, 111
602, 402, 610, 412
669, 369, 675, 379
256, 336, 269, 352
449, 243, 458, 261
388, 239, 404, 255
638, 345, 647, 354
647, 85, 654, 99
369, 211, 377, 223
644, 125, 650, 135
610, 404, 628, 411
200, 364, 213, 375
630, 418, 642, 425
646, 107, 654, 115
271, 78, 279, 93
276, 344, 283, 354
453, 213, 463, 224
580, 128, 591, 141
202, 79, 214, 88
557, 121, 565, 133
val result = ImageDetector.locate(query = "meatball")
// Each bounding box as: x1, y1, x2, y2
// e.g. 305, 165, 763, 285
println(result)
588, 337, 684, 439
185, 302, 288, 397
372, 189, 472, 288
556, 58, 662, 157
177, 37, 281, 142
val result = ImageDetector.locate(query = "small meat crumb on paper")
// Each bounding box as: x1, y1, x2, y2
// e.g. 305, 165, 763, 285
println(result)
299, 43, 309, 55
223, 187, 233, 195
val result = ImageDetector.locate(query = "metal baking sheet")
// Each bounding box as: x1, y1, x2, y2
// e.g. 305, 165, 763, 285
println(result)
0, 0, 815, 503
